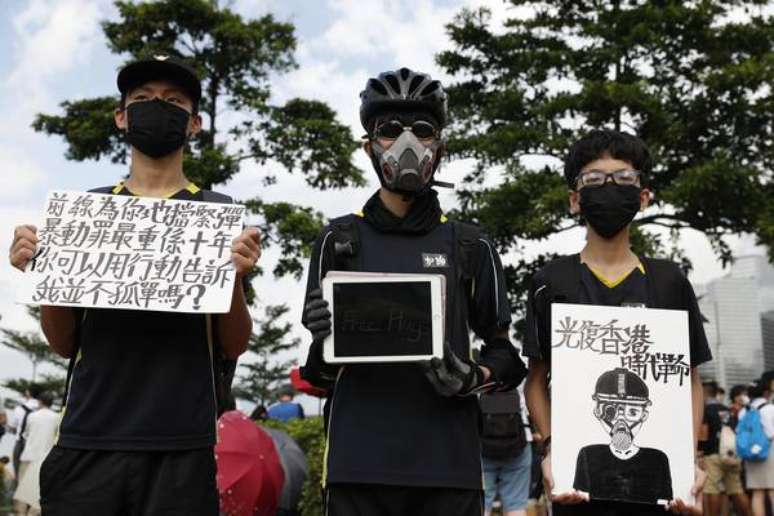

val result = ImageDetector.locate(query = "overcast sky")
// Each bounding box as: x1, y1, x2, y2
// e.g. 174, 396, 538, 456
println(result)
0, 0, 764, 393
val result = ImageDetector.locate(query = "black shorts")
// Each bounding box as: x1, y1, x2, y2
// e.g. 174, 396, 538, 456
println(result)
325, 483, 483, 516
40, 446, 218, 516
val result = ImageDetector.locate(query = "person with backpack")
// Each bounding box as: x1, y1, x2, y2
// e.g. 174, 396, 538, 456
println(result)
13, 391, 59, 516
699, 381, 751, 516
300, 68, 527, 516
523, 129, 712, 516
8, 55, 259, 515
480, 388, 532, 516
267, 386, 305, 423
8, 384, 41, 488
738, 379, 774, 516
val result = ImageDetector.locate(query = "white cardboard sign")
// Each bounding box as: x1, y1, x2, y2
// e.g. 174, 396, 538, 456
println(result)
551, 303, 694, 506
18, 190, 246, 313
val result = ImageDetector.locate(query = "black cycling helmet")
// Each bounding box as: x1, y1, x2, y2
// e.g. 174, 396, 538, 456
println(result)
359, 67, 448, 133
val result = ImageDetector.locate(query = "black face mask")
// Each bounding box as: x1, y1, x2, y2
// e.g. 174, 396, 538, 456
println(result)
126, 99, 191, 158
579, 184, 641, 239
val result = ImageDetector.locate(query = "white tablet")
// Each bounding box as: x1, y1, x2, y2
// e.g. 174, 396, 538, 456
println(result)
321, 273, 445, 364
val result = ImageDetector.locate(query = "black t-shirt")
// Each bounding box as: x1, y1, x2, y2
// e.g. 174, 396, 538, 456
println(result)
574, 445, 673, 504
57, 184, 219, 451
524, 255, 712, 367
302, 214, 513, 489
700, 400, 731, 455
579, 263, 648, 307
524, 255, 711, 513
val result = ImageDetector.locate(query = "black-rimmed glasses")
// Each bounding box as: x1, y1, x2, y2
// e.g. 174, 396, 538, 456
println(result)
577, 169, 641, 189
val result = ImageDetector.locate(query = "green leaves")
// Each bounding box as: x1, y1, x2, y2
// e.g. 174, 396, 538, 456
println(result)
440, 0, 774, 332
1, 307, 67, 400
232, 304, 300, 406
244, 198, 326, 279
262, 99, 365, 191
33, 0, 363, 282
32, 97, 126, 164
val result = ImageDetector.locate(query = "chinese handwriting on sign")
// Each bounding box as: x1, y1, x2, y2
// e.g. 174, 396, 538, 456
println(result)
554, 317, 690, 386
26, 191, 247, 313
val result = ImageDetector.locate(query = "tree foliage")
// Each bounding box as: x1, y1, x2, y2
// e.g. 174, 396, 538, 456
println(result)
1, 307, 67, 397
33, 0, 364, 279
438, 0, 774, 332
232, 304, 300, 406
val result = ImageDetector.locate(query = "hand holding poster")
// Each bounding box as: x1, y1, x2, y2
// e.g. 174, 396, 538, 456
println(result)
551, 303, 694, 507
18, 190, 247, 313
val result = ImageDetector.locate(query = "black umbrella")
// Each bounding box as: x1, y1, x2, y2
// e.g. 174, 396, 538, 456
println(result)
261, 426, 308, 512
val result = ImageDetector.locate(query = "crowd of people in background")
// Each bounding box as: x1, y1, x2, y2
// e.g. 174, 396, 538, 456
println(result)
472, 371, 774, 516
697, 372, 774, 516
0, 385, 60, 515
0, 383, 309, 516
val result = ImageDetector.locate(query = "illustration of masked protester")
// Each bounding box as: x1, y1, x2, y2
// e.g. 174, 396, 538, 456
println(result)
573, 368, 673, 506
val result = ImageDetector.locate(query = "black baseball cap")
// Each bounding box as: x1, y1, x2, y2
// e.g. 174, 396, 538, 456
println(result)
117, 55, 201, 103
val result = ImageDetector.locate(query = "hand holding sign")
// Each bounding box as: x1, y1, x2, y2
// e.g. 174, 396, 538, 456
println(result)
17, 191, 248, 313
231, 227, 261, 278
10, 225, 38, 271
541, 451, 590, 505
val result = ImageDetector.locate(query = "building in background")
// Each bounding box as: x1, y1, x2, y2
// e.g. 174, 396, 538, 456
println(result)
763, 311, 774, 374
697, 255, 774, 389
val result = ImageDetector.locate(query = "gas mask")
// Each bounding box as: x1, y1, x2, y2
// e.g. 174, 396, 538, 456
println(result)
594, 398, 650, 452
370, 130, 442, 196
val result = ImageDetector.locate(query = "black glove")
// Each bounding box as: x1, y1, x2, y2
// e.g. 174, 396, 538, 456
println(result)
421, 342, 491, 397
300, 288, 338, 391
304, 288, 331, 342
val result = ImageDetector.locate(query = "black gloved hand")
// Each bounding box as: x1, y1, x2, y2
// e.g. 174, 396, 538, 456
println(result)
304, 288, 332, 342
300, 288, 338, 390
421, 342, 490, 397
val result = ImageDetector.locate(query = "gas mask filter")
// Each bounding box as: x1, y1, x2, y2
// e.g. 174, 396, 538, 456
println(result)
370, 130, 441, 195
594, 399, 649, 452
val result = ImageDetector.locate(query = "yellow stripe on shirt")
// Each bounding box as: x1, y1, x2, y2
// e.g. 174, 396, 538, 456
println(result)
588, 262, 645, 289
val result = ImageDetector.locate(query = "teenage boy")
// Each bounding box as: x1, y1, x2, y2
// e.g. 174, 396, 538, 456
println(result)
300, 68, 527, 516
523, 129, 712, 516
9, 55, 260, 515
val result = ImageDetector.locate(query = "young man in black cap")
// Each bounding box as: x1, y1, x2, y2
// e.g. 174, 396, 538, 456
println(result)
523, 129, 712, 515
9, 55, 260, 515
300, 68, 527, 516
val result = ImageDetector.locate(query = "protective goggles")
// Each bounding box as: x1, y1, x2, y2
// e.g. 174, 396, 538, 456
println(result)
374, 119, 438, 140
596, 401, 648, 423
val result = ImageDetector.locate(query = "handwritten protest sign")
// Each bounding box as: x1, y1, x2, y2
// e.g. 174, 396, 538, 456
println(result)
18, 190, 246, 313
551, 303, 694, 507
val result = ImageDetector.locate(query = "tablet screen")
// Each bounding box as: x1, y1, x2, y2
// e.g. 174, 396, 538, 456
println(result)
332, 281, 433, 357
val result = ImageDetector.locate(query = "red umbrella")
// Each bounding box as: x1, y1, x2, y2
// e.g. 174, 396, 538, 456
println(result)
216, 410, 284, 516
290, 367, 328, 398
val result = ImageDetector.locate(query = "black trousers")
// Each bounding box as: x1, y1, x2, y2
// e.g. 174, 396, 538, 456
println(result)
40, 446, 218, 516
552, 500, 669, 516
325, 483, 483, 516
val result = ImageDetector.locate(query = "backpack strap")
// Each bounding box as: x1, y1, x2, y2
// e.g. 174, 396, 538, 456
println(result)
640, 257, 683, 309
328, 214, 361, 271
452, 221, 481, 282
199, 189, 237, 415
539, 254, 582, 304
18, 404, 32, 435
